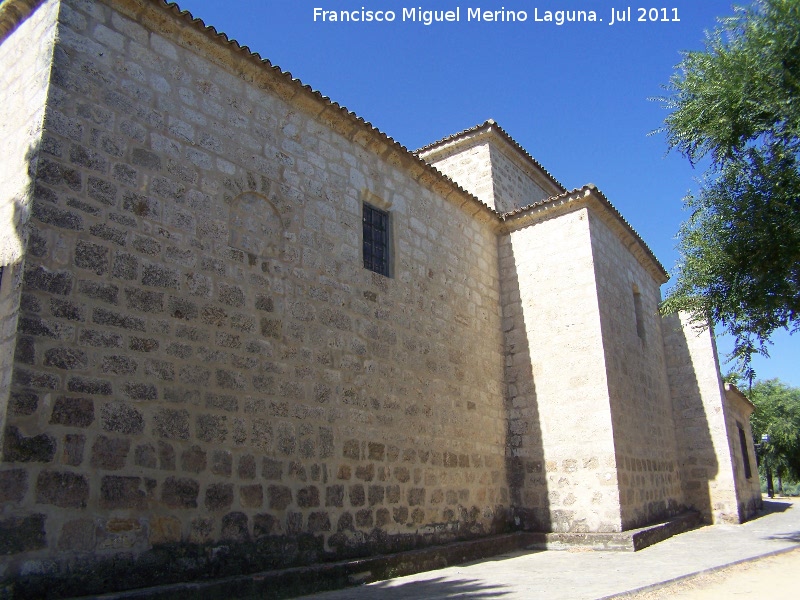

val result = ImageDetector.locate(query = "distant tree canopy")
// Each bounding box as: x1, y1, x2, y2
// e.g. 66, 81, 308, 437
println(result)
749, 379, 800, 482
657, 0, 800, 379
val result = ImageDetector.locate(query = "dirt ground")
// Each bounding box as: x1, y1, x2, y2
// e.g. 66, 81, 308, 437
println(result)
625, 546, 800, 599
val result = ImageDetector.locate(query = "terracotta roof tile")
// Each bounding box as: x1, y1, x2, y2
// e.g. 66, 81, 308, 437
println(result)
130, 4, 667, 281
154, 1, 497, 218
3, 0, 666, 281
0, 0, 46, 42
724, 383, 756, 410
501, 184, 668, 280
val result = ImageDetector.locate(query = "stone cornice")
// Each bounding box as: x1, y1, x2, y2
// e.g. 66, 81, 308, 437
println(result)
724, 383, 756, 413
100, 0, 499, 225
500, 185, 668, 283
417, 120, 565, 196
2, 0, 668, 282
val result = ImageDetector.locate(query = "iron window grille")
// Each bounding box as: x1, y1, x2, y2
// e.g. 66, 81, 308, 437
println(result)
363, 203, 390, 277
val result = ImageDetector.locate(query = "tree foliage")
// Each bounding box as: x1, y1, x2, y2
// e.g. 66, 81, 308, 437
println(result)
749, 379, 800, 481
658, 0, 800, 378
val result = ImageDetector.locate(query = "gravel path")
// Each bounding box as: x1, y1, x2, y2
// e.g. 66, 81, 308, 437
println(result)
625, 546, 800, 599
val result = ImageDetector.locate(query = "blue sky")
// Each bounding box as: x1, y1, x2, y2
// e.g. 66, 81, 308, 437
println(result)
174, 0, 799, 386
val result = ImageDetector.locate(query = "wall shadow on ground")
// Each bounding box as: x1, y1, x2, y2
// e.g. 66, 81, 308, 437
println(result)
759, 499, 794, 514
766, 531, 800, 543
364, 576, 512, 599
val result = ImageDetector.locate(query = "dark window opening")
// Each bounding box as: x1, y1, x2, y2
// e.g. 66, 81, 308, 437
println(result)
363, 203, 390, 277
738, 423, 753, 479
633, 286, 646, 341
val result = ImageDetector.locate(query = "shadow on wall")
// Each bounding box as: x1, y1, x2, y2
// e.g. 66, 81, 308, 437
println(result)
0, 138, 41, 451
662, 314, 720, 524
499, 238, 550, 532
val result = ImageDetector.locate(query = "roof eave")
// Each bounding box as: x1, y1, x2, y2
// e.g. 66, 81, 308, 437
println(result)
415, 119, 566, 194
500, 184, 669, 284
106, 0, 501, 223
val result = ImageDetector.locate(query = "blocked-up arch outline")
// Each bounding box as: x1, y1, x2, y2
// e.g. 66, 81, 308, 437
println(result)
227, 191, 284, 259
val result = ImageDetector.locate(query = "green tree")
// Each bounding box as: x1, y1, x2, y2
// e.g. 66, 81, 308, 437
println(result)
657, 0, 800, 378
750, 379, 800, 488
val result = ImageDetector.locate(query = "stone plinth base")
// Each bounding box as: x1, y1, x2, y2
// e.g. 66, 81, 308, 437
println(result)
526, 511, 703, 552
67, 515, 703, 599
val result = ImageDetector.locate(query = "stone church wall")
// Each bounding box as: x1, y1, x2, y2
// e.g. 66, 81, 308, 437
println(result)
0, 0, 761, 595
424, 138, 497, 209
486, 143, 551, 213
722, 385, 761, 521
0, 0, 510, 593
421, 130, 557, 214
0, 0, 60, 449
662, 313, 740, 523
501, 204, 622, 533
588, 209, 683, 529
